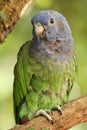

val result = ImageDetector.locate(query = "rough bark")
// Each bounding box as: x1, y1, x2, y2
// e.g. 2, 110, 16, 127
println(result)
0, 0, 33, 43
11, 95, 87, 130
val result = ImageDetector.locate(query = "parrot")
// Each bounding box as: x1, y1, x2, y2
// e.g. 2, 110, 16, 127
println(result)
13, 10, 76, 124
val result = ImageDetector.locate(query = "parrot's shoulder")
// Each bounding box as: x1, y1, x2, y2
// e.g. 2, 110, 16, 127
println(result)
17, 41, 31, 60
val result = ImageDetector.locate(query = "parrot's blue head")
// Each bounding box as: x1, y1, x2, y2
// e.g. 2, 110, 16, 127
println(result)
31, 10, 73, 43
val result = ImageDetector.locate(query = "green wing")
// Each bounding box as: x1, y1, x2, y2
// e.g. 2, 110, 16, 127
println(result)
13, 41, 34, 123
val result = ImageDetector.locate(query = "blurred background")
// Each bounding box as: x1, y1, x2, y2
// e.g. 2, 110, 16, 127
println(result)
0, 0, 87, 129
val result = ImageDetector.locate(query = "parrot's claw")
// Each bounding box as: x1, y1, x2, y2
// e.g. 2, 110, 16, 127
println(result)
53, 105, 62, 115
34, 109, 54, 124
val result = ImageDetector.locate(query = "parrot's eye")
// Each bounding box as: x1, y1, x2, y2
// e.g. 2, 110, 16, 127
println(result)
48, 18, 55, 26
50, 18, 54, 24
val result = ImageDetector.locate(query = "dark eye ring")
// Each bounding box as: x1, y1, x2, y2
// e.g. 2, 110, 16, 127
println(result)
50, 18, 54, 24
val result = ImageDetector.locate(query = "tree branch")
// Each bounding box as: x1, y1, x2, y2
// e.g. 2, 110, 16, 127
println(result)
11, 95, 87, 130
0, 0, 33, 43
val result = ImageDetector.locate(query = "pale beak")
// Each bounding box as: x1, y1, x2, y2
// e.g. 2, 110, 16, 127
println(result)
34, 24, 44, 37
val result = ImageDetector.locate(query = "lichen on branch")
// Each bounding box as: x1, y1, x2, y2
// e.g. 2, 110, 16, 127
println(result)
0, 0, 33, 43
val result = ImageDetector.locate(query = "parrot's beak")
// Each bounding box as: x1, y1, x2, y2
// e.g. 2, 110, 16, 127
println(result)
34, 24, 44, 38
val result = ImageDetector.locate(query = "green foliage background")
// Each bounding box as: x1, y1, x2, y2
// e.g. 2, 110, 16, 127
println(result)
0, 0, 87, 129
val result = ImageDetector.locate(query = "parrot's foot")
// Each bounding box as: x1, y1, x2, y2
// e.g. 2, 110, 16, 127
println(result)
45, 109, 53, 115
34, 109, 54, 124
53, 105, 62, 115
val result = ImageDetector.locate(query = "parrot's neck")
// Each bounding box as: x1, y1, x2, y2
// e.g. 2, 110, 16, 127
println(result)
30, 40, 74, 62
